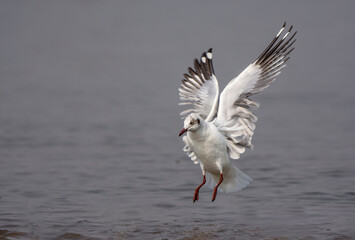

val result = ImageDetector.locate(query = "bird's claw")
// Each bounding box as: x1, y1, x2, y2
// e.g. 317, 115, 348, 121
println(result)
193, 193, 199, 203
212, 191, 217, 202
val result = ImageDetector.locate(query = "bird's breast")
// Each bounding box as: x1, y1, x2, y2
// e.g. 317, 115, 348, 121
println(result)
187, 124, 229, 168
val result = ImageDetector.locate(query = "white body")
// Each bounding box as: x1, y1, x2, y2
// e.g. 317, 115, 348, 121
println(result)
186, 120, 252, 193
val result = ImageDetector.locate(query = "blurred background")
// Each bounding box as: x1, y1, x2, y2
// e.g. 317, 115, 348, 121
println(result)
0, 1, 354, 239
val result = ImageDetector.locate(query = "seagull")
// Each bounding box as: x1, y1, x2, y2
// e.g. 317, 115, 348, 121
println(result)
178, 22, 296, 202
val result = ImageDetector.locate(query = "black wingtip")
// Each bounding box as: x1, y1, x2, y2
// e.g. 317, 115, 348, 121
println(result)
206, 48, 213, 61
283, 21, 286, 27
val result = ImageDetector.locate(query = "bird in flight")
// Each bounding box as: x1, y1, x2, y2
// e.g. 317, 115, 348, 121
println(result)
178, 22, 296, 202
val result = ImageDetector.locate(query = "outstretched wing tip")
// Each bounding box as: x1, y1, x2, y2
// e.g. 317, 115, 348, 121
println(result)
178, 48, 219, 121
207, 48, 213, 60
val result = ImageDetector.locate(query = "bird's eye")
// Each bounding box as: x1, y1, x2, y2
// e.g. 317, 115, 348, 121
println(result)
190, 120, 194, 125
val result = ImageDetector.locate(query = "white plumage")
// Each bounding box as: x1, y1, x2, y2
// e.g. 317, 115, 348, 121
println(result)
178, 22, 296, 202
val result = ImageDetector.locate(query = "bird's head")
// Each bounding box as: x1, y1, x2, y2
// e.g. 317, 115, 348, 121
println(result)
179, 113, 202, 137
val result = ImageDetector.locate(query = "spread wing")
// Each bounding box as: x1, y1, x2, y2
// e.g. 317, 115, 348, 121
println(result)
215, 22, 297, 159
179, 48, 219, 122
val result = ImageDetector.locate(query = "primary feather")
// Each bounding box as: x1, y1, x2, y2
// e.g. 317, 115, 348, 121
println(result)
179, 48, 219, 122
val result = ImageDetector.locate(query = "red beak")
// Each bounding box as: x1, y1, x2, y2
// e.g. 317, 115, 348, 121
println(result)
179, 128, 187, 137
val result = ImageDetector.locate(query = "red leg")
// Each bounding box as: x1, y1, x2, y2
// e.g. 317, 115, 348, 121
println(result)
212, 173, 223, 202
193, 175, 206, 203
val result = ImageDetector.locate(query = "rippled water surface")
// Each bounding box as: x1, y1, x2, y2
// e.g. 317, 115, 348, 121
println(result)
1, 1, 355, 239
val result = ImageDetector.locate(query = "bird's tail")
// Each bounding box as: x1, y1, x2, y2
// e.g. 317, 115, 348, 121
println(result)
207, 164, 252, 193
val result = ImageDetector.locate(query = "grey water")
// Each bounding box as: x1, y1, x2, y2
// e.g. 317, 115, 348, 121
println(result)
1, 1, 355, 239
